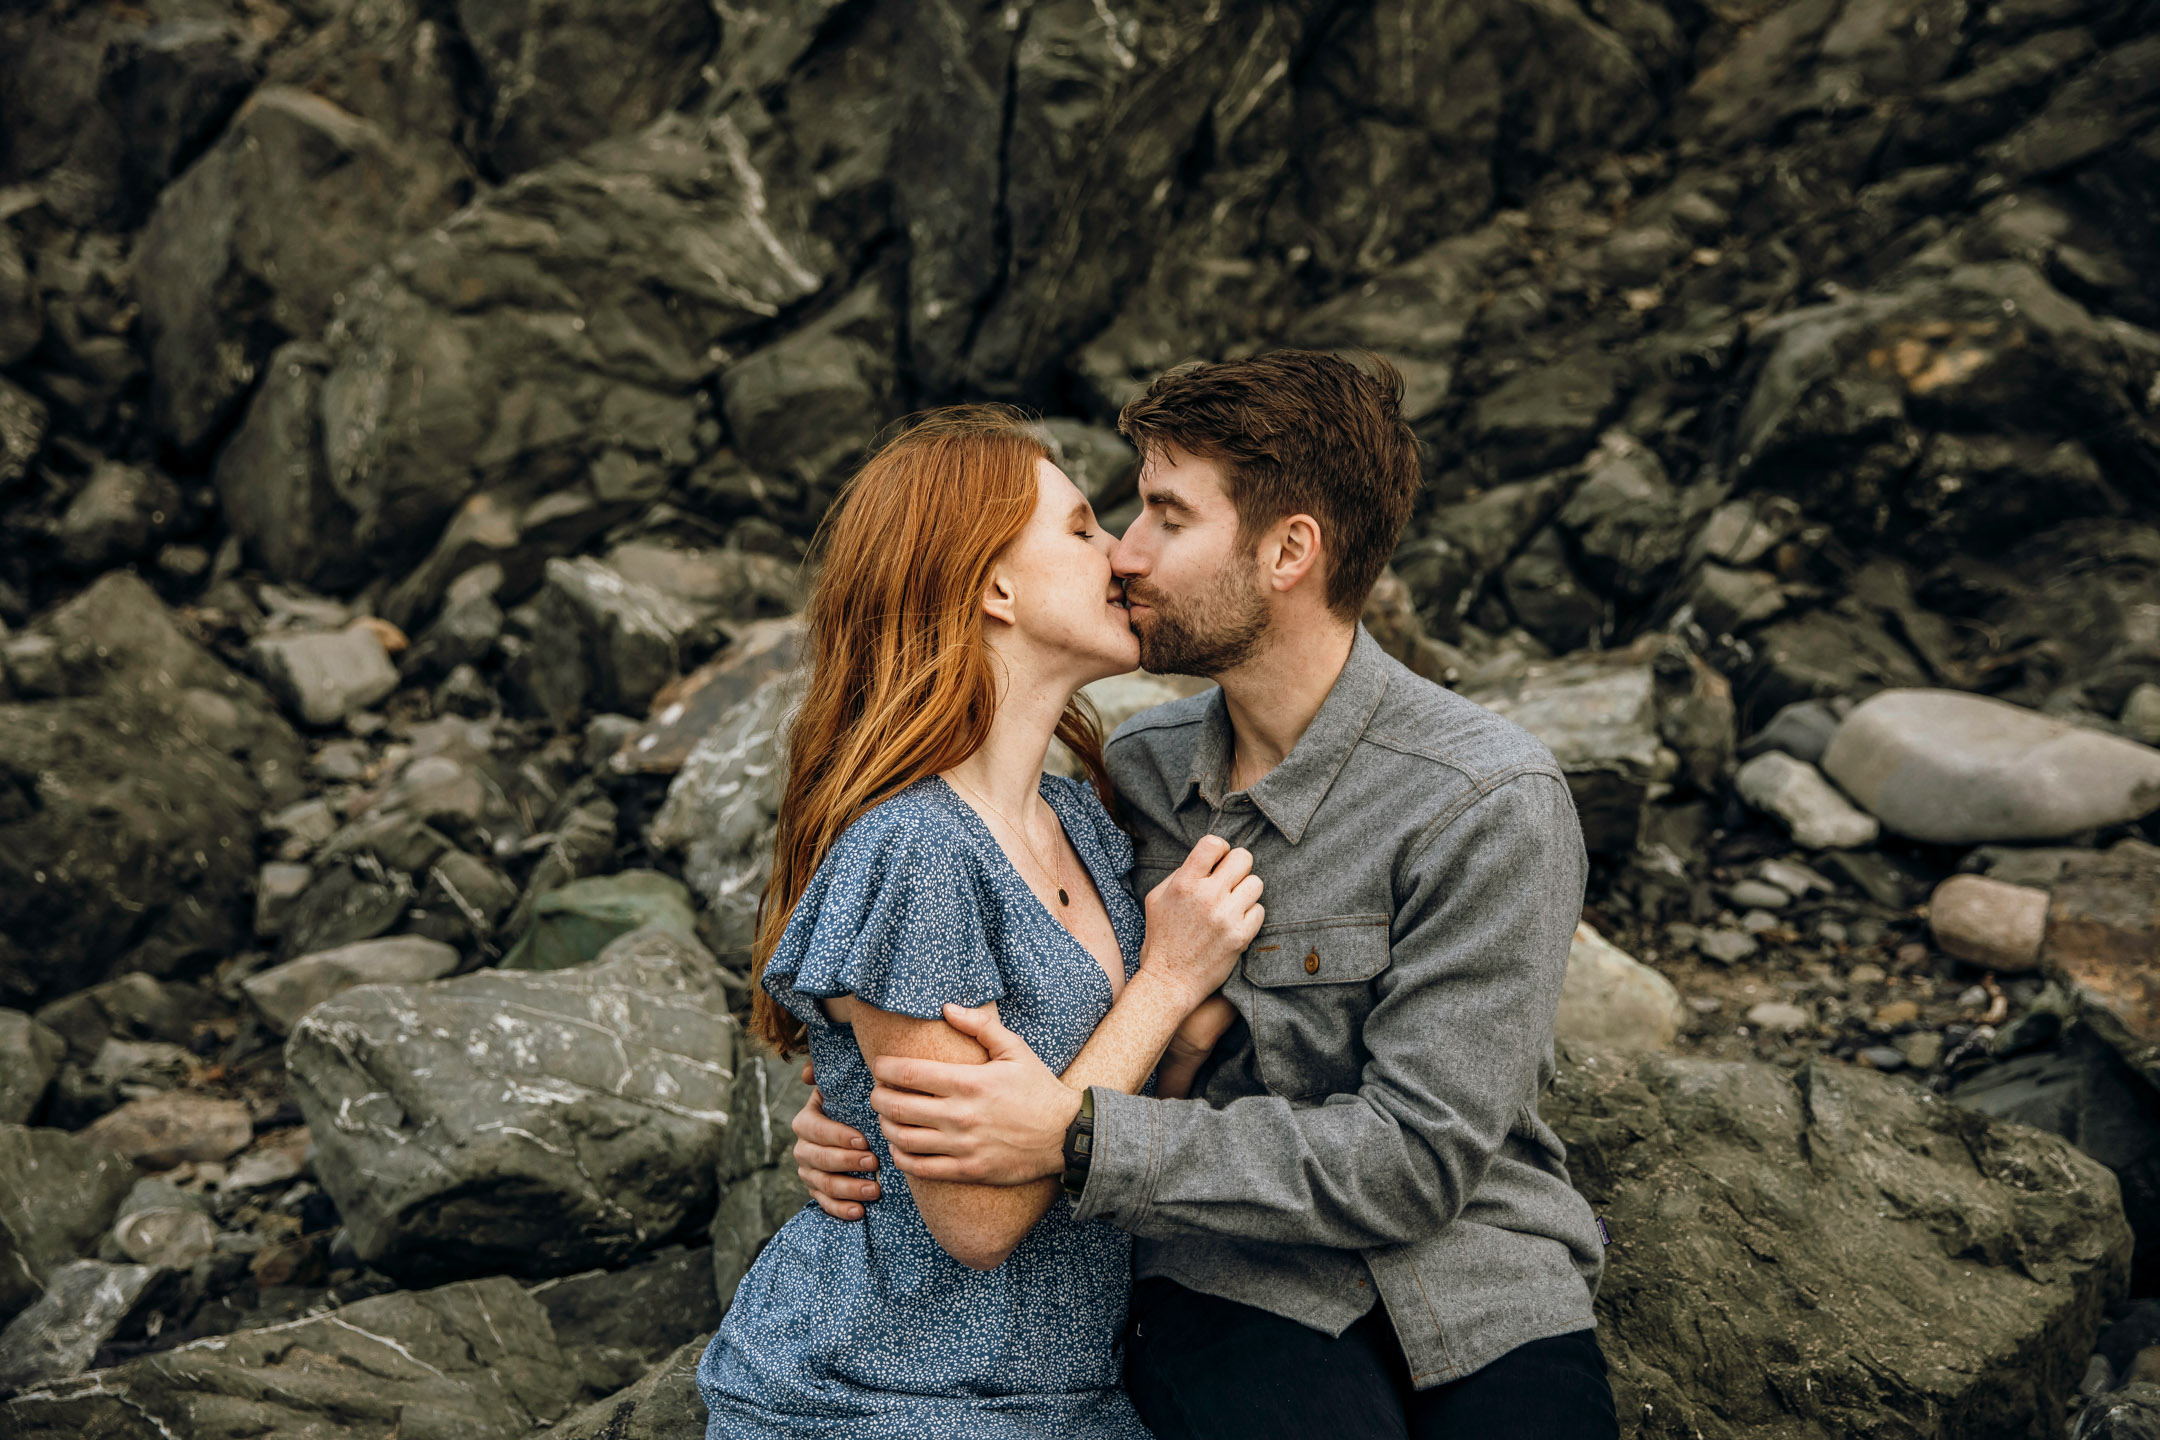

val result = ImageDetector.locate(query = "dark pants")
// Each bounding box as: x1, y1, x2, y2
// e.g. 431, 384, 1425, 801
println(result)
1123, 1278, 1618, 1440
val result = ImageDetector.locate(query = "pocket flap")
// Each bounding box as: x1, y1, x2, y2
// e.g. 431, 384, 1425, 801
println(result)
1242, 915, 1391, 988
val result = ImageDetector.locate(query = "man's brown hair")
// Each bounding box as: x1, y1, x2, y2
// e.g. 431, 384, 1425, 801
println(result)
1116, 350, 1422, 618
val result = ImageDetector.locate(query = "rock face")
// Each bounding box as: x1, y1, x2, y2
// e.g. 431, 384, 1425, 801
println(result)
1822, 690, 2160, 844
1551, 1047, 2131, 1438
2046, 842, 2160, 1089
241, 935, 462, 1035
287, 925, 739, 1281
1, 1275, 581, 1438
711, 1049, 814, 1305
0, 1012, 65, 1125
549, 1334, 711, 1440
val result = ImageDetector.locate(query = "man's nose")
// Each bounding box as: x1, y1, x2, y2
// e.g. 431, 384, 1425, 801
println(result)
1108, 528, 1146, 579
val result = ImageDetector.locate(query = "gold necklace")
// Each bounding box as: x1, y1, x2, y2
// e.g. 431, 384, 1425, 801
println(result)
949, 775, 1070, 907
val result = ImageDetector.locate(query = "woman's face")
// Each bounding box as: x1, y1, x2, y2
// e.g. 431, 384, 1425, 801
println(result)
991, 457, 1140, 684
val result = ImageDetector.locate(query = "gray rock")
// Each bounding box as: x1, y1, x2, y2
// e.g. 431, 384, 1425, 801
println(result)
242, 936, 462, 1035
1399, 472, 1578, 639
500, 871, 701, 973
1465, 349, 1623, 478
720, 276, 898, 513
0, 1259, 158, 1392
274, 857, 416, 963
1738, 697, 1847, 765
1727, 879, 1790, 910
526, 1245, 722, 1403
1, 1274, 580, 1436
1550, 1049, 2129, 1436
1500, 527, 1605, 655
1744, 1000, 1810, 1032
1554, 435, 1689, 600
1697, 929, 1760, 965
110, 1206, 216, 1269
456, 0, 715, 174
2125, 684, 2160, 747
136, 85, 469, 454
0, 229, 41, 366
1033, 419, 1139, 508
1859, 1045, 1909, 1070
1743, 605, 1931, 724
2076, 1382, 2160, 1439
1462, 644, 1731, 854
505, 558, 708, 726
602, 543, 804, 626
0, 1125, 136, 1327
1822, 689, 2160, 844
549, 1334, 711, 1440
1557, 923, 1684, 1053
79, 1092, 254, 1169
251, 626, 401, 728
652, 666, 804, 968
1735, 751, 1880, 850
288, 925, 738, 1281
0, 1012, 64, 1125
54, 462, 183, 571
0, 378, 47, 495
253, 861, 314, 939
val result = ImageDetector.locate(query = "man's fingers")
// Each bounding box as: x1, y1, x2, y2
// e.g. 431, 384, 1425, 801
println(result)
888, 1149, 975, 1183
800, 1062, 815, 1087
879, 1118, 968, 1157
792, 1099, 868, 1152
1231, 873, 1264, 907
869, 1054, 982, 1097
941, 1002, 1028, 1062
868, 1083, 966, 1130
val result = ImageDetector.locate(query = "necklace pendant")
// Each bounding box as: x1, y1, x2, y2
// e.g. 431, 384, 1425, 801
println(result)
1057, 888, 1071, 906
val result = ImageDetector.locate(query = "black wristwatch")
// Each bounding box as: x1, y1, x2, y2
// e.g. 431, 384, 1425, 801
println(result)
1060, 1086, 1097, 1197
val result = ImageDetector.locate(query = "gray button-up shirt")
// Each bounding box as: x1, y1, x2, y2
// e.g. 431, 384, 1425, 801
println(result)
1077, 625, 1603, 1387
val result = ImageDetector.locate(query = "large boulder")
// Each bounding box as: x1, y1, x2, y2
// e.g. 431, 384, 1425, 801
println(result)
1, 1275, 580, 1436
287, 925, 740, 1281
1556, 924, 1683, 1053
1821, 689, 2160, 844
135, 84, 470, 455
0, 1124, 136, 1328
1552, 1048, 2131, 1438
1461, 641, 1733, 854
650, 666, 803, 969
216, 109, 833, 587
526, 1246, 722, 1405
549, 1334, 711, 1440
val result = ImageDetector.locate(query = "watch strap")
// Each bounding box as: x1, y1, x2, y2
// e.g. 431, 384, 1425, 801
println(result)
1060, 1086, 1097, 1198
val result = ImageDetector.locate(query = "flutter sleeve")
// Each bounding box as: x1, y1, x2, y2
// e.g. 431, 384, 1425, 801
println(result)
764, 805, 1005, 1027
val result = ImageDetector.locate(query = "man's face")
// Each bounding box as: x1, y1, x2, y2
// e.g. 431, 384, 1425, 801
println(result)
1108, 446, 1270, 677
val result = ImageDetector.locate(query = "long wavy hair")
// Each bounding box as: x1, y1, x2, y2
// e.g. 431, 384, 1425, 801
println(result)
750, 406, 1115, 1054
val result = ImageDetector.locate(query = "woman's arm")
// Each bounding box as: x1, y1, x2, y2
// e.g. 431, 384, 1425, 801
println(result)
843, 1000, 1056, 1271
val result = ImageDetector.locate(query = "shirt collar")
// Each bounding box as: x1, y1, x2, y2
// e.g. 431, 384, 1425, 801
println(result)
1179, 625, 1392, 845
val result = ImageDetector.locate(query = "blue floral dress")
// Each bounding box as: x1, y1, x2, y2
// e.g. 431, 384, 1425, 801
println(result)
696, 774, 1152, 1439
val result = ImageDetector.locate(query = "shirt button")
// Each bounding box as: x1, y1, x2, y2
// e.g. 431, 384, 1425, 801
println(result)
1305, 951, 1320, 974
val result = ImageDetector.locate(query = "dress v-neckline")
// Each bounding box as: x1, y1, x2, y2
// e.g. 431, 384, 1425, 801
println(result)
931, 775, 1137, 999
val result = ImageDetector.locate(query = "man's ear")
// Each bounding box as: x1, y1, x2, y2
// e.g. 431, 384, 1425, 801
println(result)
981, 566, 1019, 627
1261, 513, 1325, 596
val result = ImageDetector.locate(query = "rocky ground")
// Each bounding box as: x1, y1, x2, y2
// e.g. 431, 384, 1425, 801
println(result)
4, 0, 2160, 1435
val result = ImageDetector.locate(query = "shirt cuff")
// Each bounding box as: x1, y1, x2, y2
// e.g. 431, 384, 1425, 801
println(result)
1070, 1085, 1159, 1227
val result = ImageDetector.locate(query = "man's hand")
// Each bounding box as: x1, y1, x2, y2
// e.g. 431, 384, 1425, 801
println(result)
791, 1064, 881, 1220
869, 1003, 1080, 1185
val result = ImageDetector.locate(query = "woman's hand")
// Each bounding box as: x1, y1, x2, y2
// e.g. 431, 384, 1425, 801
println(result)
1157, 993, 1237, 1099
1138, 835, 1264, 1012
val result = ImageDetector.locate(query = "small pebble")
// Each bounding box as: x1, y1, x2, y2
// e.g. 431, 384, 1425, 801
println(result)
1759, 858, 1835, 896
1745, 1001, 1810, 1031
1896, 941, 1928, 966
1895, 1031, 1944, 1070
1686, 996, 1723, 1014
1848, 962, 1887, 985
1727, 879, 1790, 910
1816, 919, 1848, 946
1739, 909, 1782, 934
1858, 1046, 1907, 1071
1698, 929, 1759, 964
1876, 999, 1920, 1027
1957, 985, 1989, 1008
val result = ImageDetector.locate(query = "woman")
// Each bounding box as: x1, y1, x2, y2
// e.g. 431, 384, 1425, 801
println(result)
695, 407, 1263, 1438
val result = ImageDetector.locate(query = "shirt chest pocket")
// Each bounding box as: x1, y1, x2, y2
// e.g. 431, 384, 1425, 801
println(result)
1237, 915, 1391, 1101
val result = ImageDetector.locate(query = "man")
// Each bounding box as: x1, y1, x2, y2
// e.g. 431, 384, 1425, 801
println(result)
791, 351, 1618, 1438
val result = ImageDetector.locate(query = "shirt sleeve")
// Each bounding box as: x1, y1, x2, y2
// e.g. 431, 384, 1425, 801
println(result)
776, 816, 1005, 1024
1071, 770, 1585, 1250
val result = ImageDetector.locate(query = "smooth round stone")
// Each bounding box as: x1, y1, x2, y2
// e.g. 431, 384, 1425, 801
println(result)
1859, 1046, 1908, 1071
1745, 1000, 1810, 1031
1728, 879, 1790, 910
1698, 929, 1760, 964
1928, 873, 2048, 974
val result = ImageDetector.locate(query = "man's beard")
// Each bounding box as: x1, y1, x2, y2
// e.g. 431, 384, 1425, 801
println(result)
1126, 556, 1269, 677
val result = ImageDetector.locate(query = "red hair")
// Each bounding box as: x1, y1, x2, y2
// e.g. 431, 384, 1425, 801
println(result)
750, 406, 1113, 1054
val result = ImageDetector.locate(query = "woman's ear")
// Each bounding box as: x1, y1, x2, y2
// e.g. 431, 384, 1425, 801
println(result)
981, 566, 1019, 627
